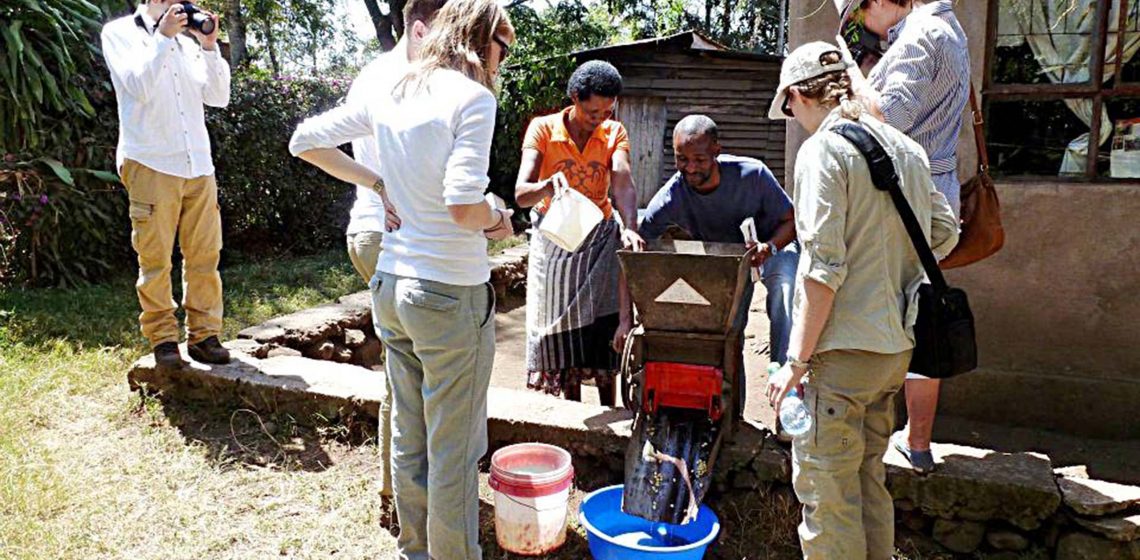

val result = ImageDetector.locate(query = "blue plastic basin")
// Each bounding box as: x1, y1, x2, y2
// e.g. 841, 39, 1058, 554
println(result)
579, 485, 720, 560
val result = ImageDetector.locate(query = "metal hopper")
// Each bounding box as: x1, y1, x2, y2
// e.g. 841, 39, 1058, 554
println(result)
616, 239, 756, 524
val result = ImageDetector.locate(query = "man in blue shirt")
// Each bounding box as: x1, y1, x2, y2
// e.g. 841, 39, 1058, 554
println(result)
639, 115, 799, 408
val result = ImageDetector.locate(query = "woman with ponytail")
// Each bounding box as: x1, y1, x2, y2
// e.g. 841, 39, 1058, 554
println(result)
765, 41, 959, 560
289, 1, 515, 557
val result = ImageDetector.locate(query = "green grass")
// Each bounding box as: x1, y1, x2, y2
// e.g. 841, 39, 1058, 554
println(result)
0, 251, 398, 559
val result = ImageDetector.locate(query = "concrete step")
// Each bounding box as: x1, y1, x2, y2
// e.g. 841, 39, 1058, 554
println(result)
127, 350, 790, 488
128, 349, 384, 432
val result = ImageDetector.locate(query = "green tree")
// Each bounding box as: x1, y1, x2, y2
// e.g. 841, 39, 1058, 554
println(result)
604, 0, 786, 54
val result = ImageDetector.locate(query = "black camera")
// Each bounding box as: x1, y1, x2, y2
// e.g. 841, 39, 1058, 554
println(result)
169, 1, 216, 35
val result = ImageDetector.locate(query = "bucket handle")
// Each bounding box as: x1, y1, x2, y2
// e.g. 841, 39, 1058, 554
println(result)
497, 492, 569, 513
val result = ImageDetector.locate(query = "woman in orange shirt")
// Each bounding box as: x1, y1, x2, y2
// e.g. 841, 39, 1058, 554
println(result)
515, 60, 644, 405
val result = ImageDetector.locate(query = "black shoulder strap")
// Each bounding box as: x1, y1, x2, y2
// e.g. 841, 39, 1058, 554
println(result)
829, 122, 947, 291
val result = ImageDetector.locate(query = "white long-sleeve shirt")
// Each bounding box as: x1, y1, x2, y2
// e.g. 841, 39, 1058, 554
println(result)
290, 69, 496, 286
101, 5, 231, 178
343, 46, 408, 235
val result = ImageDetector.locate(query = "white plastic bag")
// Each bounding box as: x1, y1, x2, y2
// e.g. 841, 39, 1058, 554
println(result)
538, 172, 603, 252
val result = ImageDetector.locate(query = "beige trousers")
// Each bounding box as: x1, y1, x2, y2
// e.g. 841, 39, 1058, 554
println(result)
346, 231, 393, 497
346, 231, 383, 284
791, 349, 912, 560
121, 160, 223, 347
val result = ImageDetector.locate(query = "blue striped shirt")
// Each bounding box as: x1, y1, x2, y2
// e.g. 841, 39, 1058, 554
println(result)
868, 0, 970, 216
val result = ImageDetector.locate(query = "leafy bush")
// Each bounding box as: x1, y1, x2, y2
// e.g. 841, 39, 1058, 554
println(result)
1, 0, 133, 286
208, 70, 353, 256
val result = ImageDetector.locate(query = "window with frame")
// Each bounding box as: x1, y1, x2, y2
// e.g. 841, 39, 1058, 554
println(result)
986, 0, 1140, 180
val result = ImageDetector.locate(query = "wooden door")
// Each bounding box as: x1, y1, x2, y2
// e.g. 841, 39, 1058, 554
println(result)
617, 96, 668, 206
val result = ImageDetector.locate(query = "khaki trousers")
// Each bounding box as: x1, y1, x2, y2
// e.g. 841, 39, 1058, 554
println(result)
346, 231, 384, 284
121, 160, 223, 346
791, 349, 911, 560
346, 231, 394, 498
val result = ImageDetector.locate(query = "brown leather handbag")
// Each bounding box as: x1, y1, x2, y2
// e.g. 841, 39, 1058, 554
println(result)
940, 85, 1005, 270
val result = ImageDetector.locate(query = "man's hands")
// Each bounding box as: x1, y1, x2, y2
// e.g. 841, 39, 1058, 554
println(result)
159, 3, 221, 51
765, 362, 807, 412
746, 241, 775, 268
621, 228, 645, 252
158, 4, 188, 38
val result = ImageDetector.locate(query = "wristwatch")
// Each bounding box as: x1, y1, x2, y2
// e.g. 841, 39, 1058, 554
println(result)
786, 355, 811, 370
369, 178, 386, 197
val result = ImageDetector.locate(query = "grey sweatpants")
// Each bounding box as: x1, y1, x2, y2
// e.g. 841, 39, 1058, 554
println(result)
372, 272, 496, 560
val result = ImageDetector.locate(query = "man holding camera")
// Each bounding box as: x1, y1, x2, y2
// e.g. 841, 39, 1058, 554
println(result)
102, 0, 231, 368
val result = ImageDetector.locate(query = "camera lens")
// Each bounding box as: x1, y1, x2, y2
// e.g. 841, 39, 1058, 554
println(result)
196, 15, 215, 35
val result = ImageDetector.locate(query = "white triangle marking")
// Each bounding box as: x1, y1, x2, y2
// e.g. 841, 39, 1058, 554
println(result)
654, 278, 711, 306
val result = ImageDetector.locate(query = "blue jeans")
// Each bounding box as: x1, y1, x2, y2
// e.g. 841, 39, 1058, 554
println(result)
371, 272, 496, 560
733, 242, 800, 411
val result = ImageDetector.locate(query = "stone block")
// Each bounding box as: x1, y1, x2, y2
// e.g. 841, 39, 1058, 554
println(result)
344, 328, 367, 349
266, 346, 303, 358
237, 294, 371, 347
1073, 513, 1140, 542
305, 340, 336, 361
886, 442, 1061, 530
488, 245, 528, 299
127, 352, 384, 428
932, 519, 986, 554
1056, 532, 1140, 560
332, 345, 355, 364
986, 529, 1029, 551
353, 338, 384, 369
1059, 476, 1140, 517
222, 338, 269, 359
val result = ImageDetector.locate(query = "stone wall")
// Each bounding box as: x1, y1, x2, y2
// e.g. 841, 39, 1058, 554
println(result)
227, 244, 531, 372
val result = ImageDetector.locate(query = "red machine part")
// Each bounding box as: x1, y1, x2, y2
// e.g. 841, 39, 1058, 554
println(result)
642, 361, 724, 421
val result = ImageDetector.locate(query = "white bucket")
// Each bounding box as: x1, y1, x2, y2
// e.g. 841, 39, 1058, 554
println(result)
489, 443, 574, 556
538, 172, 604, 253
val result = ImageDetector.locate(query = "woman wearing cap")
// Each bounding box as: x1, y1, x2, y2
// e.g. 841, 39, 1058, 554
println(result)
514, 60, 644, 406
765, 41, 958, 559
290, 1, 514, 557
836, 0, 970, 474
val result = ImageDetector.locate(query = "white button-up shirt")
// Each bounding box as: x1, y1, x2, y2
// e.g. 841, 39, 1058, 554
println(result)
101, 6, 231, 179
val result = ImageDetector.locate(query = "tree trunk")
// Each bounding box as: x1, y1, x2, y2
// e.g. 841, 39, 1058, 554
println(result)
363, 0, 399, 51
704, 0, 712, 29
261, 16, 280, 75
224, 0, 248, 67
722, 0, 735, 38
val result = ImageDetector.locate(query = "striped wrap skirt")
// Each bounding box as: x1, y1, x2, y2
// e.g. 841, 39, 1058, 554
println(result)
525, 214, 621, 394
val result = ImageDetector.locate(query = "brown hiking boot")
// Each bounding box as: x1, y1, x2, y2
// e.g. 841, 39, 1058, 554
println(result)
188, 336, 231, 365
154, 342, 187, 370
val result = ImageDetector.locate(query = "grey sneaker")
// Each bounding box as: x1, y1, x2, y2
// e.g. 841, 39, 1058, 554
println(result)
892, 432, 935, 474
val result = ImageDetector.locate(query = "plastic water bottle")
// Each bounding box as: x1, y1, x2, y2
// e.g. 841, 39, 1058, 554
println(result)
779, 387, 812, 437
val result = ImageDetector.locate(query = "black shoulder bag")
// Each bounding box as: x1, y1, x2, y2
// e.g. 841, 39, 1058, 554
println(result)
831, 122, 978, 378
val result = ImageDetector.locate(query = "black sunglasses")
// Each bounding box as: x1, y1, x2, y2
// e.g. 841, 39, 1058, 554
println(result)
493, 36, 510, 63
782, 94, 793, 118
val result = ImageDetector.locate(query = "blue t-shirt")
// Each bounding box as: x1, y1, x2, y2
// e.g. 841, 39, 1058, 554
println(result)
638, 155, 793, 244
